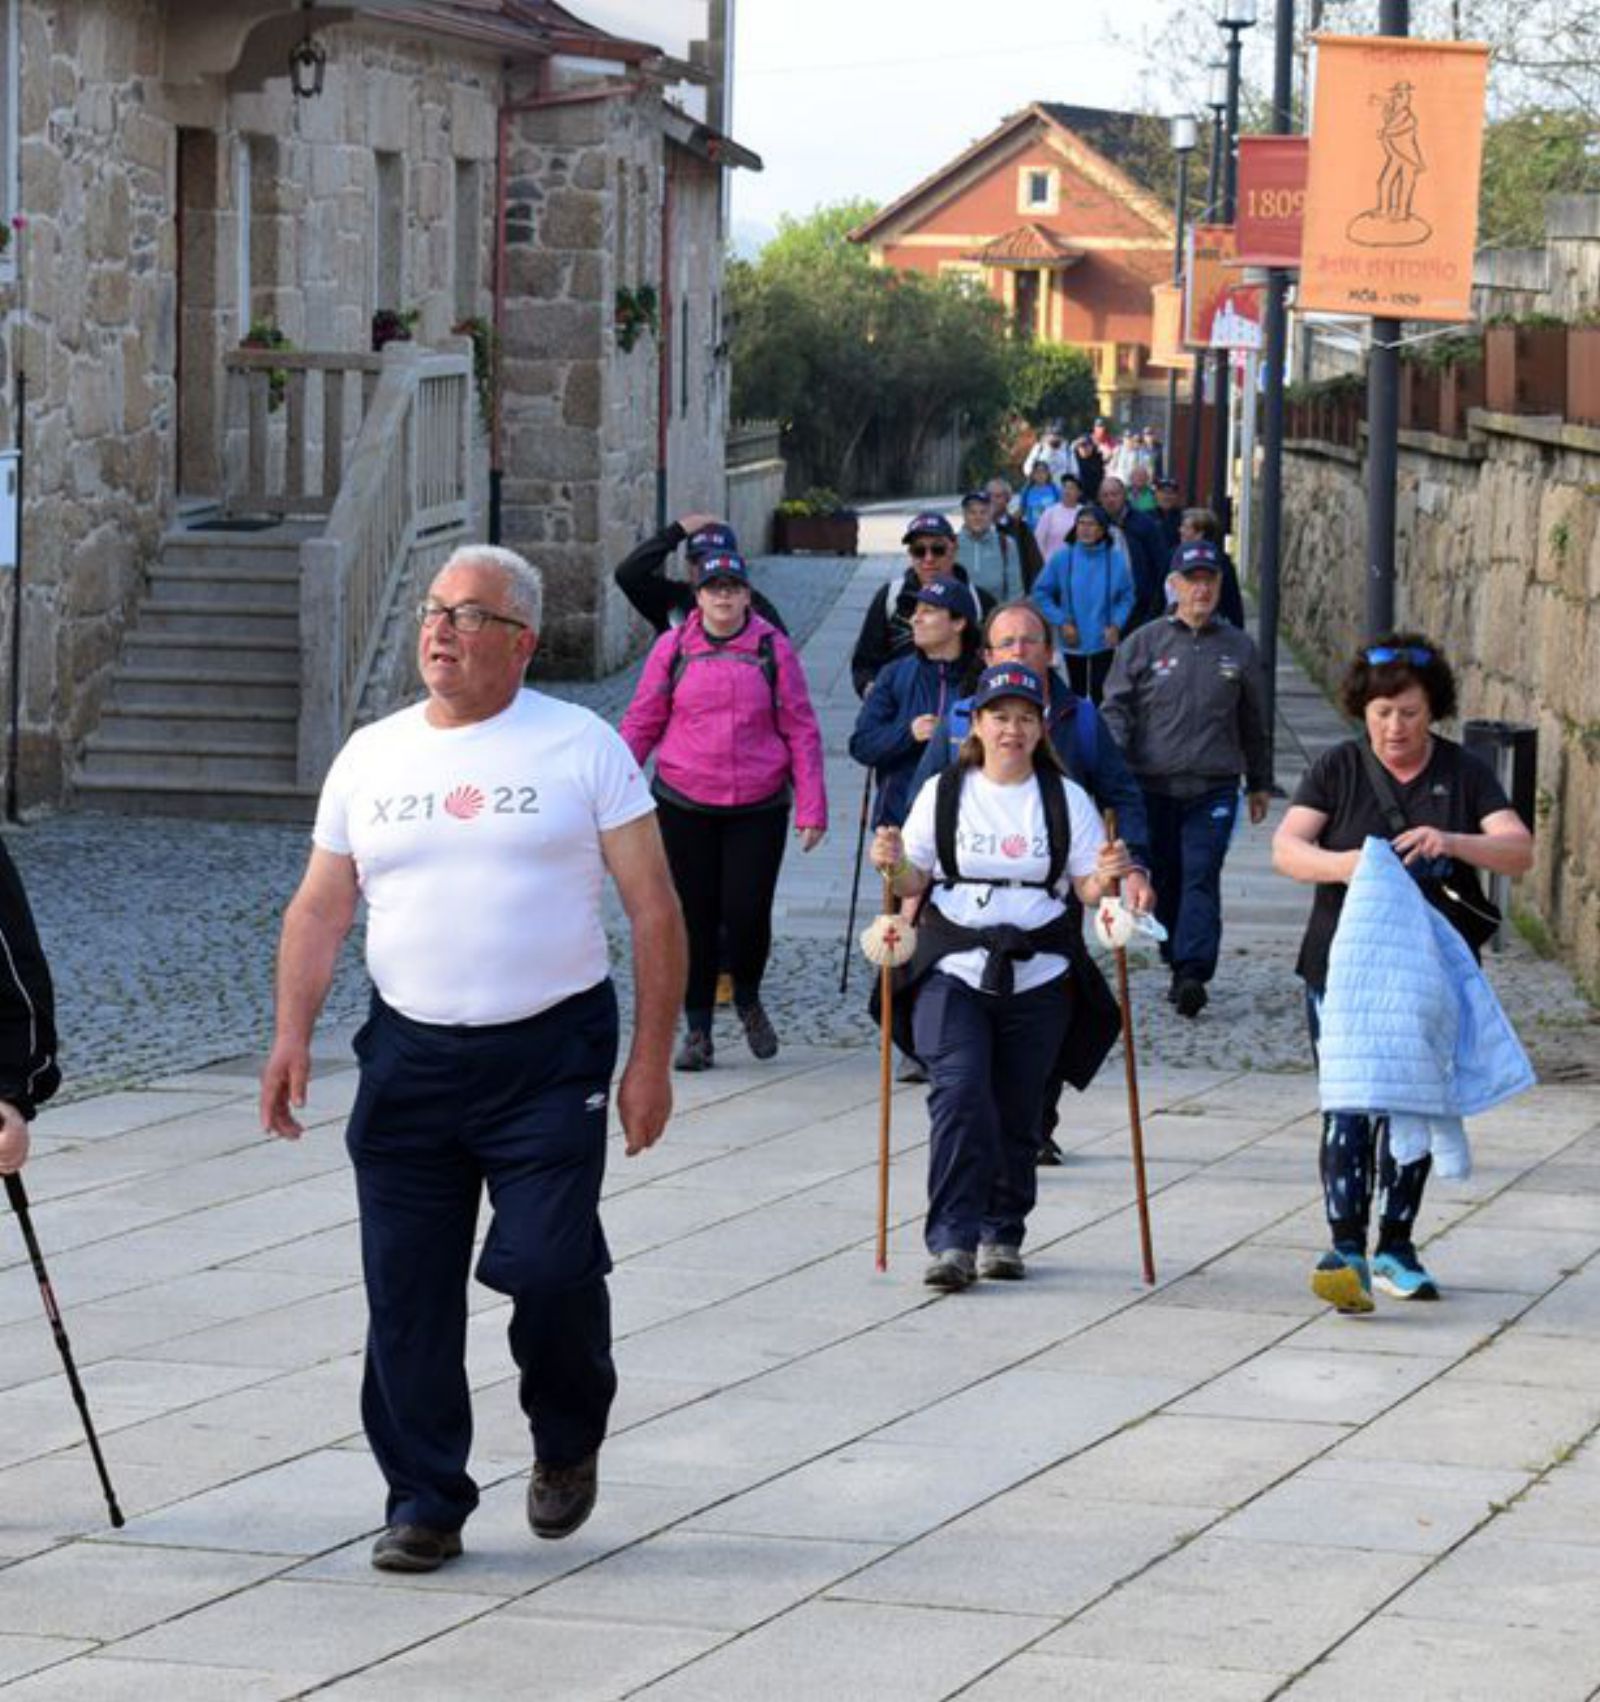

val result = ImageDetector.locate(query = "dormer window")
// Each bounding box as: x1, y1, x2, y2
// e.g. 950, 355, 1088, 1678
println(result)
1018, 166, 1058, 214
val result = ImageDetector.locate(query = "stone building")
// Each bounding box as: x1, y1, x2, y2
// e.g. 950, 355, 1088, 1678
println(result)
0, 0, 755, 814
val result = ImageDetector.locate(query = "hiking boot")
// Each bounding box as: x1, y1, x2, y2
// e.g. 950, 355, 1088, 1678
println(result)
370, 1523, 463, 1573
736, 1000, 779, 1061
673, 1029, 714, 1072
923, 1248, 977, 1291
1173, 979, 1209, 1019
1372, 1243, 1440, 1301
1310, 1247, 1374, 1314
1035, 1135, 1064, 1167
528, 1453, 599, 1541
977, 1243, 1026, 1281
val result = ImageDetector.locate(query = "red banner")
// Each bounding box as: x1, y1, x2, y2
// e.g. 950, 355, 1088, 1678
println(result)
1237, 137, 1309, 267
1185, 225, 1264, 350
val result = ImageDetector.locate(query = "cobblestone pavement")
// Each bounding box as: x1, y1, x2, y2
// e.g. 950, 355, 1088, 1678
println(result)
5, 510, 1597, 1103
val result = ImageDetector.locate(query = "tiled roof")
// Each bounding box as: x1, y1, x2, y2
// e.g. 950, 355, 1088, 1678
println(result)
966, 224, 1085, 267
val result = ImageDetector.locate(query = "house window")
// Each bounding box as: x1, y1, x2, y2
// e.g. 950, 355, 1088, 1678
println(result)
1018, 166, 1058, 215
939, 262, 985, 298
454, 160, 481, 323
374, 150, 405, 315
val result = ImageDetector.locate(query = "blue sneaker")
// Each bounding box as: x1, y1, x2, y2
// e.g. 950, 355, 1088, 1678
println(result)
1311, 1247, 1374, 1314
1372, 1244, 1439, 1301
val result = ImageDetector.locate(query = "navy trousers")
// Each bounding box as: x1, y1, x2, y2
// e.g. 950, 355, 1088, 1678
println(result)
1144, 784, 1239, 984
345, 981, 620, 1533
913, 972, 1070, 1253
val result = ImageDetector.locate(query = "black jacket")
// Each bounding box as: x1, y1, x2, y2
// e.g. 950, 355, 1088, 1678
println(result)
613, 523, 786, 635
0, 840, 59, 1119
849, 567, 995, 699
995, 511, 1044, 592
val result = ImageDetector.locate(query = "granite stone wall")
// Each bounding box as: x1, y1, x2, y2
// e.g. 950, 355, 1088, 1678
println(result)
1280, 415, 1600, 995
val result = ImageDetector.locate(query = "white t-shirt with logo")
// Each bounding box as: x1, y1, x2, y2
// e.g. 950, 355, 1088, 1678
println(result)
901, 768, 1105, 994
313, 690, 654, 1025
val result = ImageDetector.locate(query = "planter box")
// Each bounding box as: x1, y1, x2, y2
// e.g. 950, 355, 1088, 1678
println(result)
1485, 324, 1567, 415
772, 513, 859, 555
1438, 357, 1485, 437
1567, 326, 1600, 428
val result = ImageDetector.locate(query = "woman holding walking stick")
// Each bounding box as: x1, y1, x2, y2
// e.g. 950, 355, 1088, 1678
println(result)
869, 664, 1127, 1290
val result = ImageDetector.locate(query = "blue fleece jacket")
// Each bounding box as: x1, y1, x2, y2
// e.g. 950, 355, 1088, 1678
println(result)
1033, 539, 1136, 655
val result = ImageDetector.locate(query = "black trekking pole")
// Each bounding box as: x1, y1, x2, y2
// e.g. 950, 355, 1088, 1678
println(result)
4, 1173, 125, 1527
838, 769, 874, 994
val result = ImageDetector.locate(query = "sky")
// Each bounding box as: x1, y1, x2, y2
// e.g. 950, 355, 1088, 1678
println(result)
727, 0, 1182, 251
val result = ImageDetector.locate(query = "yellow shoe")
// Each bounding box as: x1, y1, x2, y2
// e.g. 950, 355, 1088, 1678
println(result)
715, 972, 734, 1006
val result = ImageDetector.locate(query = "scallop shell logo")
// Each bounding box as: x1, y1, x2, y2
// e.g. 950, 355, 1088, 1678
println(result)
443, 785, 484, 821
1001, 833, 1028, 858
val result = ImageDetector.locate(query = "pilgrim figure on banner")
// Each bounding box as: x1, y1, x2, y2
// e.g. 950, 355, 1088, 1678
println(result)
1349, 82, 1430, 246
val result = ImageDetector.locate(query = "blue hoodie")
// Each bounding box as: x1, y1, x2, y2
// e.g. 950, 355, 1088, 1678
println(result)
1033, 539, 1136, 655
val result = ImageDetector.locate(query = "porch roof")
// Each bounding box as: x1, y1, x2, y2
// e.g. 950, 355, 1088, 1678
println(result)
965, 224, 1085, 269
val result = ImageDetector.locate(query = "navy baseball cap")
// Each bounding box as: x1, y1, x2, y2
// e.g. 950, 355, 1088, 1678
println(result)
1174, 541, 1221, 576
686, 522, 738, 558
902, 511, 956, 544
911, 576, 977, 626
961, 489, 992, 507
1154, 475, 1180, 493
693, 551, 749, 585
971, 663, 1045, 712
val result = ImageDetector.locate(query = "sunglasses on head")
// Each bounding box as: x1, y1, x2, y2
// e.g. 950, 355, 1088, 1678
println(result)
1364, 645, 1433, 666
909, 541, 951, 558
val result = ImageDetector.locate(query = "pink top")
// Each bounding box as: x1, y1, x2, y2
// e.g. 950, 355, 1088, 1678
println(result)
1033, 501, 1082, 563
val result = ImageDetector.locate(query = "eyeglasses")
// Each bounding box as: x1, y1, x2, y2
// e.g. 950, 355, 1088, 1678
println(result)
908, 543, 952, 559
1364, 645, 1433, 666
417, 601, 528, 634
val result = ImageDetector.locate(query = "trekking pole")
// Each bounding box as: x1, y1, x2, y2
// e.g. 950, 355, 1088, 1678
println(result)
860, 871, 917, 1272
1098, 811, 1156, 1285
838, 768, 874, 995
4, 1173, 126, 1526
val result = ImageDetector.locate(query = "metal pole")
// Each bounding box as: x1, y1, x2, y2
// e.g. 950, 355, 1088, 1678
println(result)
1366, 0, 1409, 638
1239, 348, 1259, 604
1210, 23, 1248, 532
1188, 106, 1227, 506
1257, 0, 1295, 776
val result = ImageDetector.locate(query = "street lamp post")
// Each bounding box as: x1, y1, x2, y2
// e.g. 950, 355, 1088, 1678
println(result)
1185, 62, 1229, 505
1164, 116, 1199, 455
1210, 0, 1257, 533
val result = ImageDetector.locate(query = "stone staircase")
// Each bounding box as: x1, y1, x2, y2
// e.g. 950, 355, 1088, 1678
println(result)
73, 522, 321, 820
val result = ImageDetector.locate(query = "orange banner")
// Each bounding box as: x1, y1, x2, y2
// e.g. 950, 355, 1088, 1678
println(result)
1298, 35, 1488, 321
1237, 136, 1309, 267
1148, 282, 1190, 368
1185, 225, 1263, 350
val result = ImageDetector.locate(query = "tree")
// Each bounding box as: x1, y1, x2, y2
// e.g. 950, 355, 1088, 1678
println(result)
1006, 343, 1099, 431
1478, 108, 1600, 248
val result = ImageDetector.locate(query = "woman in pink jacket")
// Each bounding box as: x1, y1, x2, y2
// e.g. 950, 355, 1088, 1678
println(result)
621, 552, 828, 1071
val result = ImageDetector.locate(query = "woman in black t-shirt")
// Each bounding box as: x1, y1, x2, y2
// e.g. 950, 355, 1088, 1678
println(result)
1271, 635, 1533, 1313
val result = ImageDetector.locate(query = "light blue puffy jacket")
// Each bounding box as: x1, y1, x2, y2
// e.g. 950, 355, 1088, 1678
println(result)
1318, 837, 1534, 1176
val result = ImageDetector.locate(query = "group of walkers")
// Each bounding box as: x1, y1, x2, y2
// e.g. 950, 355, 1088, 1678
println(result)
0, 481, 1536, 1578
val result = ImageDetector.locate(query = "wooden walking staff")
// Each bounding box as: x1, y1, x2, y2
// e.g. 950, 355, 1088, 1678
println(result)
1095, 809, 1156, 1285
860, 872, 916, 1271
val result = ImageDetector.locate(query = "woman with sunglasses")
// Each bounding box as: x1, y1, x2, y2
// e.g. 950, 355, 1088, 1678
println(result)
849, 512, 994, 698
622, 552, 827, 1072
1272, 635, 1533, 1311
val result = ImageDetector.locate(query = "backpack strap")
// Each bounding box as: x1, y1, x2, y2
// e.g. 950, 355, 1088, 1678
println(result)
931, 761, 1069, 893
667, 626, 780, 715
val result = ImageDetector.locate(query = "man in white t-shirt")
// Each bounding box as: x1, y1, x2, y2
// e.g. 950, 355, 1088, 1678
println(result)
260, 544, 686, 1574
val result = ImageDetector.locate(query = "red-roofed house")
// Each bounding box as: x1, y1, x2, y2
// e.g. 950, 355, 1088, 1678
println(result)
851, 103, 1174, 421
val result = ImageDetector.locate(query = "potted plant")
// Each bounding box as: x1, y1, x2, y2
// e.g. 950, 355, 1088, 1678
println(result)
239, 319, 292, 412
614, 284, 659, 353
1485, 313, 1567, 415
772, 487, 859, 556
371, 306, 418, 353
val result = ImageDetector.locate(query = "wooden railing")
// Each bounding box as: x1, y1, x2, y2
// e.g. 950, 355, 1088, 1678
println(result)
296, 345, 472, 784
222, 350, 385, 518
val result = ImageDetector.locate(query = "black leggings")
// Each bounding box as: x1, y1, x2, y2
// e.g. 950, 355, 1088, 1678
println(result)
656, 798, 789, 1022
1063, 649, 1115, 704
1306, 990, 1431, 1250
